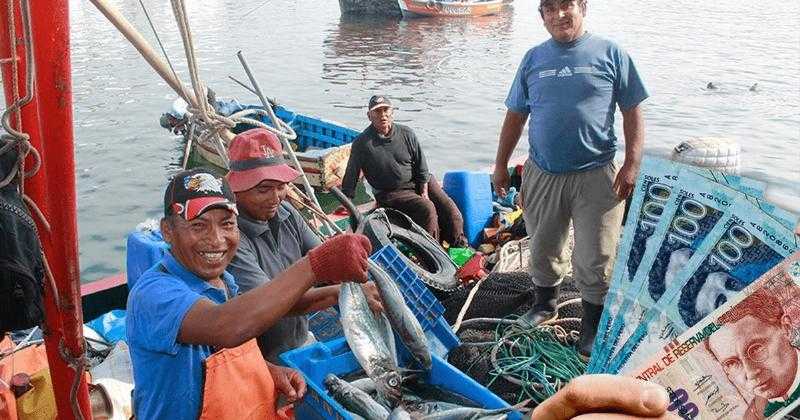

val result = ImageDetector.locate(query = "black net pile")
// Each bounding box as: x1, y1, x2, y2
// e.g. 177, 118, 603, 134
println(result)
445, 272, 586, 406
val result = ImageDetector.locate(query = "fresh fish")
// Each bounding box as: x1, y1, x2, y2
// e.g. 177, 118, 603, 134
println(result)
340, 282, 403, 404
324, 374, 390, 420
402, 375, 479, 408
369, 260, 432, 370
412, 399, 531, 420
405, 400, 463, 415
349, 377, 377, 394
412, 406, 515, 420
388, 406, 413, 420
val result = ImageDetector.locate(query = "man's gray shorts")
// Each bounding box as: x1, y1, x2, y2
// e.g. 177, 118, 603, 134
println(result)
521, 159, 624, 305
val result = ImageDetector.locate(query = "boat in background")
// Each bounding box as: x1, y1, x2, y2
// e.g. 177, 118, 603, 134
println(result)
397, 0, 510, 18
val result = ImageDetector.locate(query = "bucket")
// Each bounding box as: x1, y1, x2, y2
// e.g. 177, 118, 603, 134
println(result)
442, 171, 494, 247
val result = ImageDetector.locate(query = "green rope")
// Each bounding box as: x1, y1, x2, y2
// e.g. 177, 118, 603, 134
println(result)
483, 318, 587, 405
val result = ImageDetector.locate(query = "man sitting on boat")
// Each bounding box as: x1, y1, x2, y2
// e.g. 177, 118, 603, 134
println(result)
341, 94, 468, 248
126, 167, 373, 419
224, 128, 383, 364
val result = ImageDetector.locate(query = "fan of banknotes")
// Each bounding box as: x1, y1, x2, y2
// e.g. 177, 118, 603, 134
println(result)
587, 156, 800, 419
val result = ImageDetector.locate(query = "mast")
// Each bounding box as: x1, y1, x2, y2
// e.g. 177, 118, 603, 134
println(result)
0, 0, 92, 418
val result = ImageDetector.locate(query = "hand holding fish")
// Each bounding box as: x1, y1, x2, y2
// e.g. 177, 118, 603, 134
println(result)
266, 362, 306, 403
530, 375, 677, 420
308, 233, 372, 284
361, 281, 384, 315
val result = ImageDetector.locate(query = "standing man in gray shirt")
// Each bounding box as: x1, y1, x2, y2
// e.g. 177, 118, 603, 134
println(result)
341, 95, 468, 248
225, 128, 383, 363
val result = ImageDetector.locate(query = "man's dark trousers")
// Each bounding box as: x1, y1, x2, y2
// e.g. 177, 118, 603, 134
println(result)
375, 177, 467, 247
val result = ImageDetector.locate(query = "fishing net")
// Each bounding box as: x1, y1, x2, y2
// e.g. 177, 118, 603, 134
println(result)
445, 273, 588, 407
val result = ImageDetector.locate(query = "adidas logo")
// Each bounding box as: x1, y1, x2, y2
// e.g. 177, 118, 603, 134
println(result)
557, 66, 573, 77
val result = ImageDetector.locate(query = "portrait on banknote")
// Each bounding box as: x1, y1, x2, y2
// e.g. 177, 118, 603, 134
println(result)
703, 276, 800, 419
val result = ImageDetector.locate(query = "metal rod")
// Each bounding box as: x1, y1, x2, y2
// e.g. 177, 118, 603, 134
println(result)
228, 75, 258, 96
234, 50, 324, 213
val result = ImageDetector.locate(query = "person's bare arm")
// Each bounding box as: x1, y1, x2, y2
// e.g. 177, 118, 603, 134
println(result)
493, 110, 528, 197
613, 104, 645, 200
287, 282, 383, 316
178, 258, 318, 349
178, 234, 371, 348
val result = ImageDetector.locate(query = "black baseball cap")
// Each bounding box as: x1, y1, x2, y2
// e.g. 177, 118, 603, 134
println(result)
368, 95, 392, 111
164, 167, 238, 220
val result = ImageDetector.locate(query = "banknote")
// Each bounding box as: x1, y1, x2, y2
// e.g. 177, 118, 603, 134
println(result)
630, 251, 800, 420
602, 175, 799, 373
588, 157, 676, 372
599, 168, 738, 371
589, 158, 767, 373
614, 199, 799, 374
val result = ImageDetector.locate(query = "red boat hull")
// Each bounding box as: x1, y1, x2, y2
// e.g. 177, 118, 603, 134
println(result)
397, 0, 508, 17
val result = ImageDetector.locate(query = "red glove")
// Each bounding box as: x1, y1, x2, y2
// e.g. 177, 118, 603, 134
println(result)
308, 233, 372, 284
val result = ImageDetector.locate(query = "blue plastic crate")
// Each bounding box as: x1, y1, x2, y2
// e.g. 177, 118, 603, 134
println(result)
308, 307, 343, 342
370, 245, 460, 356
280, 337, 521, 420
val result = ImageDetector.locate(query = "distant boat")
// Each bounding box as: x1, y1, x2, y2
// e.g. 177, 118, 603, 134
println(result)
397, 0, 510, 18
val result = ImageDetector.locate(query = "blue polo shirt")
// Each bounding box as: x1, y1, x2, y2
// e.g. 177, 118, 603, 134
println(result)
127, 251, 239, 420
505, 32, 649, 173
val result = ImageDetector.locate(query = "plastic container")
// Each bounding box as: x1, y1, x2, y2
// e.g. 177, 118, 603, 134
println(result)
442, 171, 494, 247
370, 245, 460, 356
280, 337, 521, 420
125, 229, 169, 289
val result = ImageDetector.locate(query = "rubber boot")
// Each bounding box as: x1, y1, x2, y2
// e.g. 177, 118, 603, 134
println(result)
517, 285, 559, 327
578, 300, 604, 358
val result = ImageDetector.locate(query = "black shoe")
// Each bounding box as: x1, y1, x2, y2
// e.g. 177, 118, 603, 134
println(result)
578, 300, 604, 358
517, 285, 559, 327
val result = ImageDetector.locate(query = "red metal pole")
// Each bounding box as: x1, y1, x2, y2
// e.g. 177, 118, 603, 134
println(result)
1, 1, 91, 418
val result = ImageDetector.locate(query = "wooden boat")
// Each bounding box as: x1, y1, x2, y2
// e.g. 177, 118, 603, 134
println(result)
397, 0, 510, 18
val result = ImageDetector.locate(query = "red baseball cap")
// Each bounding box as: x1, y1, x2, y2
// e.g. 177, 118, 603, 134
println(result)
225, 128, 300, 192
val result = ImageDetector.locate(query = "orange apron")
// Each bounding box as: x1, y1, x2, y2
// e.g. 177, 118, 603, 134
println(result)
198, 338, 289, 420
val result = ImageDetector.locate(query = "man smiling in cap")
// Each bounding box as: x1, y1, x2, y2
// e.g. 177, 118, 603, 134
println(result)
225, 128, 383, 363
126, 167, 373, 419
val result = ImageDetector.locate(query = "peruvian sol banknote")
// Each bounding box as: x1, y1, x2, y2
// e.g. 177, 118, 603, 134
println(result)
614, 199, 799, 375
603, 172, 800, 374
599, 167, 740, 372
630, 251, 800, 420
587, 157, 766, 373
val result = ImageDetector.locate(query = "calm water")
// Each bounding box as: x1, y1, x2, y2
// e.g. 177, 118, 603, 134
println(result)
62, 0, 800, 281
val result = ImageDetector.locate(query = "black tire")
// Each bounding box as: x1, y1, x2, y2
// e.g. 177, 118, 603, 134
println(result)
362, 208, 460, 291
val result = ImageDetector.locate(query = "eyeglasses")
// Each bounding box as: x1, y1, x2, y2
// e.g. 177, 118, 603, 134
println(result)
539, 0, 580, 16
720, 340, 770, 377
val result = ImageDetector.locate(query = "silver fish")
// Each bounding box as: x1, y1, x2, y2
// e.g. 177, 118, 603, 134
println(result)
324, 374, 390, 420
388, 406, 413, 420
412, 407, 513, 420
369, 260, 432, 370
349, 377, 377, 394
340, 282, 403, 404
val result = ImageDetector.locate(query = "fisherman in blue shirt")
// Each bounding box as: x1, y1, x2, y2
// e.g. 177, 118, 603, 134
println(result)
492, 0, 648, 357
126, 167, 373, 419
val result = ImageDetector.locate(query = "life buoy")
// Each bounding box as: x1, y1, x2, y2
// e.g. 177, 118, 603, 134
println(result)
671, 137, 741, 174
